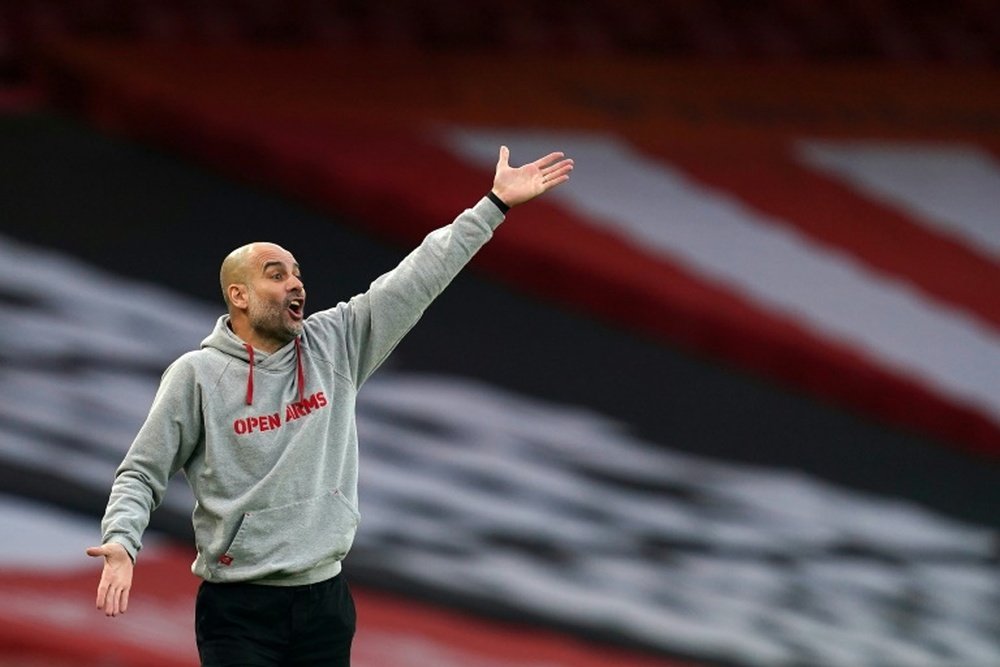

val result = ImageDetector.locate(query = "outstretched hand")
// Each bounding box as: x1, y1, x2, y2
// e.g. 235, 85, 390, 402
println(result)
491, 146, 574, 208
86, 542, 133, 617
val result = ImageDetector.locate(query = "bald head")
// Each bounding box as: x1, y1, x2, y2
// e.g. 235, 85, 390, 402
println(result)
220, 242, 292, 308
220, 242, 305, 351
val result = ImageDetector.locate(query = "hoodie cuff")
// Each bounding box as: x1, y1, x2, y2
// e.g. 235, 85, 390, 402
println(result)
106, 536, 139, 564
472, 196, 506, 231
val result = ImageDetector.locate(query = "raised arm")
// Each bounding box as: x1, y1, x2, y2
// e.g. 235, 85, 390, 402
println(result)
313, 145, 573, 387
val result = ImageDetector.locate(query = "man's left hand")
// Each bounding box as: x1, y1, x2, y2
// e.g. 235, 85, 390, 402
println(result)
491, 146, 574, 208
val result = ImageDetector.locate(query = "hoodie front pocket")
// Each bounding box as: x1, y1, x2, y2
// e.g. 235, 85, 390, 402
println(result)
213, 489, 360, 581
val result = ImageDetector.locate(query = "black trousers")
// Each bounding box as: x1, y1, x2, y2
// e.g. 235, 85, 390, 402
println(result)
196, 574, 356, 667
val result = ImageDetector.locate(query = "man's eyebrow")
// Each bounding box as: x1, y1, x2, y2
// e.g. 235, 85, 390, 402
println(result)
261, 260, 300, 274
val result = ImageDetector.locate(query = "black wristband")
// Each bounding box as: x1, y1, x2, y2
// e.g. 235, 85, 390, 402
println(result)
487, 191, 510, 214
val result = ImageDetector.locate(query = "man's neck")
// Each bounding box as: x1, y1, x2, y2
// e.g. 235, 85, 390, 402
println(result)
228, 317, 287, 354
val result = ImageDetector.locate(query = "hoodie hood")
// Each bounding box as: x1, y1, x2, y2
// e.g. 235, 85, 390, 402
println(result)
201, 315, 305, 405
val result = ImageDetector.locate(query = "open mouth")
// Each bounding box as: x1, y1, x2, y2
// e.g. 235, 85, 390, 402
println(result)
287, 298, 304, 321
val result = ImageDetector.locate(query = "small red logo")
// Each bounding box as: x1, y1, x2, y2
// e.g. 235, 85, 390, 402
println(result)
218, 554, 234, 566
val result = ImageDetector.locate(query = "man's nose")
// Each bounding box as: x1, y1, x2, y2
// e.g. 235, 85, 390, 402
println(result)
289, 275, 304, 290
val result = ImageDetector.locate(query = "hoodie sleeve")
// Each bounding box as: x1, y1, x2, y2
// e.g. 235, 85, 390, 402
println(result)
315, 196, 505, 387
101, 355, 204, 561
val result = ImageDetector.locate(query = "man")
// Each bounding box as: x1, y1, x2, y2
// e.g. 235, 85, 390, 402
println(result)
86, 145, 573, 666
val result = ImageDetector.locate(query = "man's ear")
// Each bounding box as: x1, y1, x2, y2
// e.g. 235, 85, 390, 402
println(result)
228, 284, 249, 309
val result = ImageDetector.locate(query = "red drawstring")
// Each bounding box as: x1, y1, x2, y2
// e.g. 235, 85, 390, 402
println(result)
294, 337, 305, 404
244, 339, 304, 406
244, 343, 255, 405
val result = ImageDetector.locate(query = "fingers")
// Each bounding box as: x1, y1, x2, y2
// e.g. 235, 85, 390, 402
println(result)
97, 576, 117, 616
502, 147, 571, 173
96, 577, 108, 610
90, 544, 132, 617
105, 586, 115, 616
97, 582, 128, 616
541, 159, 574, 179
99, 581, 129, 616
497, 145, 510, 169
541, 174, 571, 192
111, 587, 123, 617
546, 174, 571, 187
541, 160, 574, 189
538, 154, 573, 192
532, 151, 566, 169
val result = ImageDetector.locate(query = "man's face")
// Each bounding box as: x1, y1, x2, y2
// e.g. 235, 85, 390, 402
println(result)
245, 245, 306, 347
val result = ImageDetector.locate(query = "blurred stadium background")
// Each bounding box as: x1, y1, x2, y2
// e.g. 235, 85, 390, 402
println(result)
2, 1, 1000, 666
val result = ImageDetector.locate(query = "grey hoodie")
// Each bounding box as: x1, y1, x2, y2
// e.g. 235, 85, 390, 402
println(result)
101, 197, 504, 585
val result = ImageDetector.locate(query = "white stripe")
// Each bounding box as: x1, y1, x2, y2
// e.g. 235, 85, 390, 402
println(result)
798, 140, 1000, 260
441, 129, 1000, 426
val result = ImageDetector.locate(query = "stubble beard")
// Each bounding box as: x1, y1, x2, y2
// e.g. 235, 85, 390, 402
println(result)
247, 289, 302, 347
